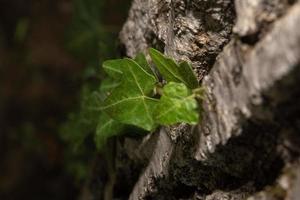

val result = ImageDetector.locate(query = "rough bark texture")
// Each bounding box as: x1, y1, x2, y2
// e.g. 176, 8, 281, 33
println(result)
83, 0, 300, 199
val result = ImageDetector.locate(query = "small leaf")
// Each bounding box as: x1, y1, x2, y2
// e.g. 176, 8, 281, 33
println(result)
178, 61, 198, 89
95, 113, 124, 150
155, 82, 199, 125
102, 58, 158, 131
134, 52, 157, 79
149, 48, 182, 83
149, 48, 198, 88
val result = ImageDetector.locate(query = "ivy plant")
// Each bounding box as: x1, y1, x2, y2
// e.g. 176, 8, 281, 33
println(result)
65, 48, 203, 150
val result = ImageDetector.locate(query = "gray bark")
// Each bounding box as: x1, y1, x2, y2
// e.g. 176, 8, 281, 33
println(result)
83, 0, 300, 199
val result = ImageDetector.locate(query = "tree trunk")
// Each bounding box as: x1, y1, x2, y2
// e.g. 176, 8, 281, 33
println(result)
83, 0, 300, 199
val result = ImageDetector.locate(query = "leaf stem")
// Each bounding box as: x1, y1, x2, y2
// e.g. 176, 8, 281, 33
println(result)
192, 87, 206, 100
154, 83, 164, 96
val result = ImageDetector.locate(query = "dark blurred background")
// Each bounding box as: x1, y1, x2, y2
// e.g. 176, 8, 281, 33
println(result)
0, 0, 130, 199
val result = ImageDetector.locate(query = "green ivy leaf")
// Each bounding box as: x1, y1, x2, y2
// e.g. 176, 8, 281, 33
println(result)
99, 78, 120, 98
149, 48, 181, 82
95, 113, 124, 150
178, 61, 198, 89
100, 59, 125, 98
134, 52, 157, 79
102, 58, 158, 131
149, 48, 198, 88
102, 59, 124, 80
155, 82, 199, 125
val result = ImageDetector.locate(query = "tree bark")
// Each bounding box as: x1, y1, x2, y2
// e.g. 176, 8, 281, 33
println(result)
83, 0, 300, 199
